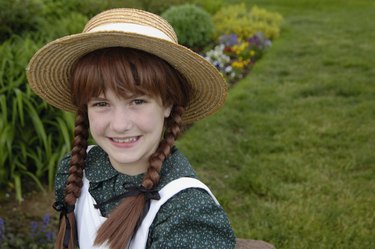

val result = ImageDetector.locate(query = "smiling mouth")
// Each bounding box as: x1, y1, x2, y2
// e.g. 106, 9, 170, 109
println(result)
111, 136, 140, 143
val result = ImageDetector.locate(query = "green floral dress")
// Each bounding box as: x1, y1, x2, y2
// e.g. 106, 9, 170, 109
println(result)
55, 146, 236, 249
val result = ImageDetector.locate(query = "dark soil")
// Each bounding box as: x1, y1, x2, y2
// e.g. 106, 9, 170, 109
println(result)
0, 188, 58, 235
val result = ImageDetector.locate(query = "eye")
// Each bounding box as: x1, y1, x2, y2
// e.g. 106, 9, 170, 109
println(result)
131, 98, 146, 105
89, 100, 109, 108
93, 102, 109, 107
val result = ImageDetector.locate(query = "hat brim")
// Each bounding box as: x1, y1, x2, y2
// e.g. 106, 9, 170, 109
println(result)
27, 31, 227, 124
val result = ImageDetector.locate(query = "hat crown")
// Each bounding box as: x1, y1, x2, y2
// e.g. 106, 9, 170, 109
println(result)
83, 8, 178, 43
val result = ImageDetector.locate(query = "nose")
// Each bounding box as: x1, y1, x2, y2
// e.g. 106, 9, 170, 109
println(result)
110, 107, 133, 133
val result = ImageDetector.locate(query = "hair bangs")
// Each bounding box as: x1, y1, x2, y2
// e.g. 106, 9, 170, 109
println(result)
70, 47, 191, 109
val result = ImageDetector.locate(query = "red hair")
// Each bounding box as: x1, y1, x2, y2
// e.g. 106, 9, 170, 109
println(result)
70, 47, 190, 109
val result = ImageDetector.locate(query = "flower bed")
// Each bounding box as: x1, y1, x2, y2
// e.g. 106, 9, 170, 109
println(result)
204, 32, 272, 85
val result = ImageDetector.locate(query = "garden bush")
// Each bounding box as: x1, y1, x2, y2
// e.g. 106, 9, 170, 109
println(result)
98, 0, 220, 15
0, 0, 44, 42
162, 4, 214, 51
213, 4, 283, 40
42, 0, 108, 19
0, 35, 74, 201
105, 0, 187, 14
191, 0, 223, 14
36, 12, 88, 40
0, 0, 110, 43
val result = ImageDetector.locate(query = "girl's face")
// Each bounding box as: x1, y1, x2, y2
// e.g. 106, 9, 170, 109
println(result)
88, 89, 172, 175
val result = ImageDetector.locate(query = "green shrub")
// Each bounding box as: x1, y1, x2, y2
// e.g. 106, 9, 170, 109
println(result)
0, 0, 44, 42
213, 4, 283, 40
42, 0, 108, 19
191, 0, 224, 14
37, 12, 88, 40
0, 35, 74, 201
0, 0, 107, 43
106, 0, 187, 14
162, 4, 215, 51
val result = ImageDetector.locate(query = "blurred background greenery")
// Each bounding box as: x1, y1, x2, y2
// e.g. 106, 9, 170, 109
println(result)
0, 0, 374, 248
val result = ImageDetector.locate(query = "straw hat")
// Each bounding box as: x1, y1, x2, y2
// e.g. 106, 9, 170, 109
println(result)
27, 8, 227, 124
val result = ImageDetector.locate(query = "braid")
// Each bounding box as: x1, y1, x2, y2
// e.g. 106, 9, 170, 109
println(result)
143, 105, 184, 189
55, 108, 89, 249
94, 105, 185, 249
65, 108, 89, 203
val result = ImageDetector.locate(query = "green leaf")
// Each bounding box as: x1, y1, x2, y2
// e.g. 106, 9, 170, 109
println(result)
56, 116, 72, 149
0, 94, 8, 122
14, 88, 25, 126
24, 98, 48, 151
14, 174, 23, 202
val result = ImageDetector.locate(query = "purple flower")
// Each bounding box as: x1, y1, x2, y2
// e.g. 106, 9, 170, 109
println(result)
248, 32, 272, 50
45, 231, 54, 241
42, 214, 50, 225
248, 36, 260, 46
0, 218, 5, 243
30, 221, 39, 238
219, 34, 239, 47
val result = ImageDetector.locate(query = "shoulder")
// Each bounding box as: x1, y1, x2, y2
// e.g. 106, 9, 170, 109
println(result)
56, 145, 102, 174
148, 186, 236, 248
157, 187, 224, 221
157, 148, 197, 189
56, 153, 71, 174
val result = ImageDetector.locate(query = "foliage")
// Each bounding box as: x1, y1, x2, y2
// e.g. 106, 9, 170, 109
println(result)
0, 0, 106, 42
204, 32, 272, 84
0, 0, 44, 42
37, 12, 88, 40
191, 0, 224, 14
162, 4, 215, 51
41, 0, 108, 19
0, 215, 55, 248
106, 0, 187, 14
0, 35, 74, 201
89, 0, 221, 15
213, 4, 283, 40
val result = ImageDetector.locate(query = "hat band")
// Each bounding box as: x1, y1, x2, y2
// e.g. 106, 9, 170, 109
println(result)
88, 23, 175, 42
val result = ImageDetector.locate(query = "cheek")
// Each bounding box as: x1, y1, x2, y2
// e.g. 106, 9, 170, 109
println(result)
88, 112, 106, 135
137, 110, 165, 133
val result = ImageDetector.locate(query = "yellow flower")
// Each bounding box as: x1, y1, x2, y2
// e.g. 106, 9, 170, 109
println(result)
232, 61, 244, 69
232, 41, 249, 55
232, 59, 251, 69
250, 50, 256, 56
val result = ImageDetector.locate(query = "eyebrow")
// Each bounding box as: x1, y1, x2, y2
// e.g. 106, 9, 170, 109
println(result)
89, 96, 107, 101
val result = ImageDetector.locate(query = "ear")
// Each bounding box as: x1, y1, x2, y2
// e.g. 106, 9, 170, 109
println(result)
164, 105, 173, 118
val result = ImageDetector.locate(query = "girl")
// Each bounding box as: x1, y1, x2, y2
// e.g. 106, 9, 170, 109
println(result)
27, 8, 235, 249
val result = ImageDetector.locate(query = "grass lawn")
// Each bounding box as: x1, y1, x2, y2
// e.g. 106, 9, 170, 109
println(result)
177, 0, 375, 248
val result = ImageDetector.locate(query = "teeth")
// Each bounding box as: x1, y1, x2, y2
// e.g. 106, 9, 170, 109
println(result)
112, 137, 137, 143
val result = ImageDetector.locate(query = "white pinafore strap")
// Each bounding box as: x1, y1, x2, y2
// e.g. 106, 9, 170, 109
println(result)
75, 174, 108, 248
129, 177, 219, 248
75, 145, 109, 249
